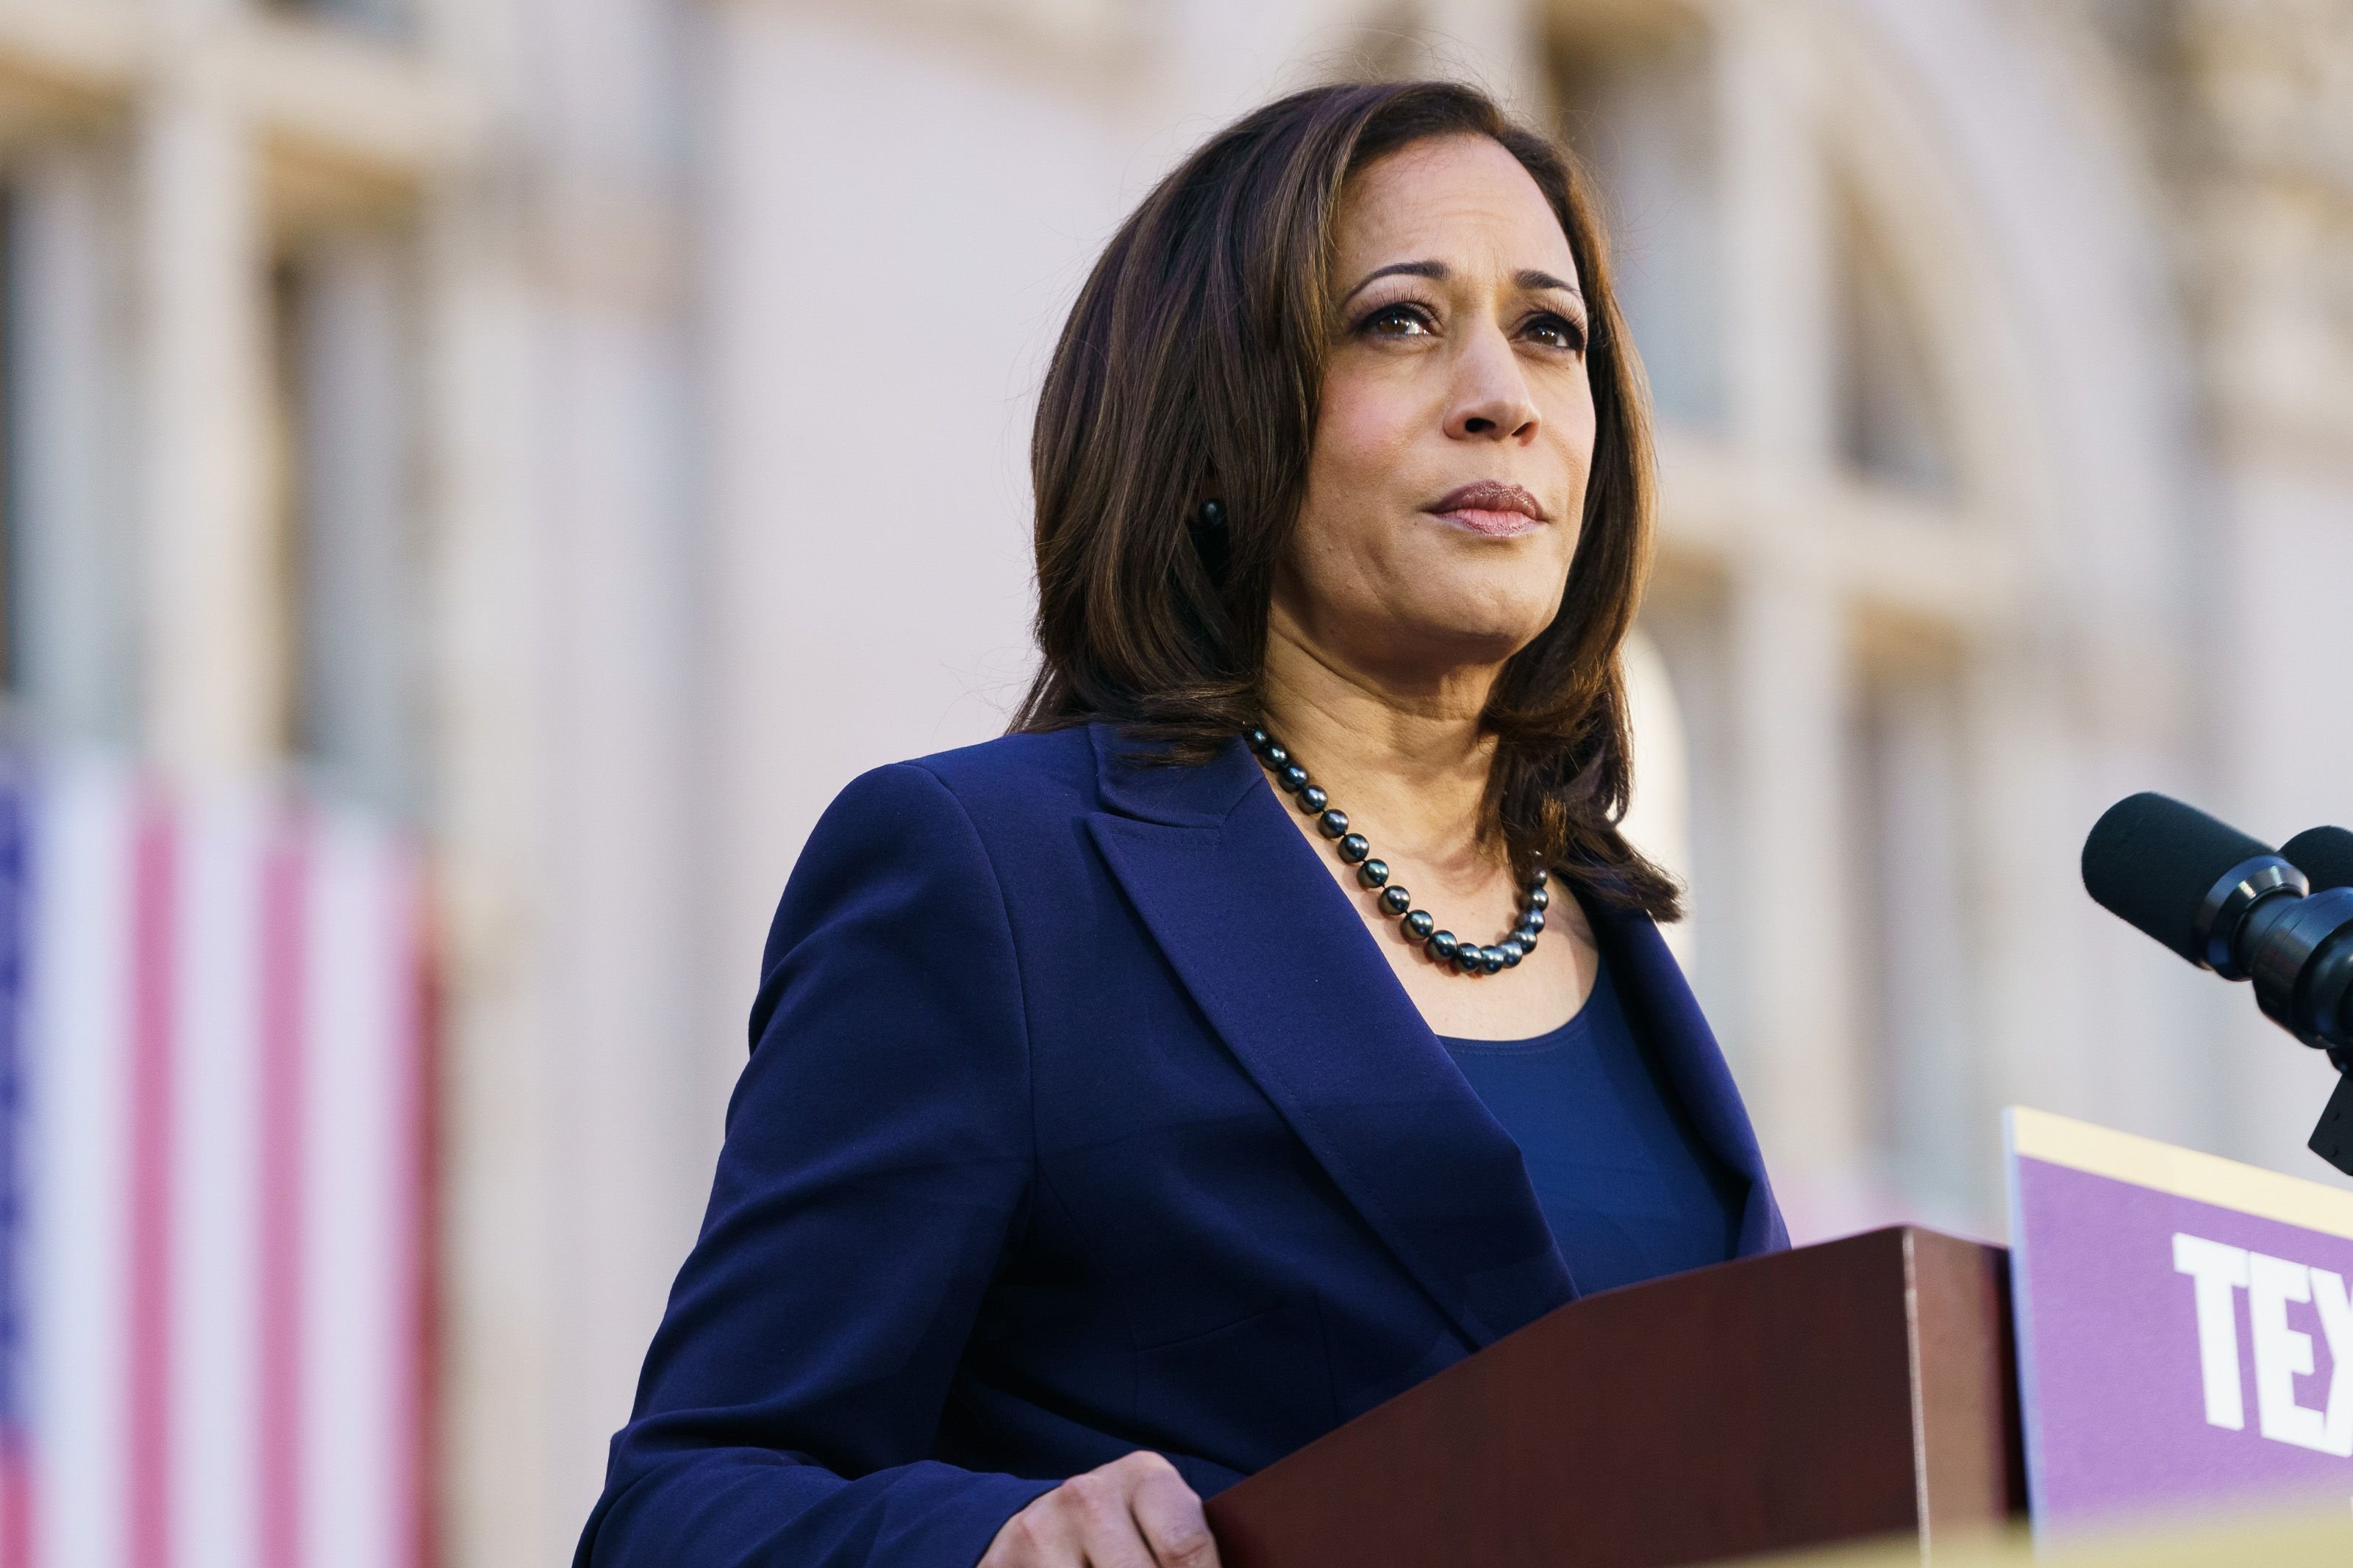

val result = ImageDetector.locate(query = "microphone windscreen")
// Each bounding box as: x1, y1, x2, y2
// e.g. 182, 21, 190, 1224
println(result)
2082, 792, 2277, 964
2285, 826, 2353, 893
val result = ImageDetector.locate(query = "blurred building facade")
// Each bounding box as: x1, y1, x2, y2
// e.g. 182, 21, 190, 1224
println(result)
0, 0, 2346, 1562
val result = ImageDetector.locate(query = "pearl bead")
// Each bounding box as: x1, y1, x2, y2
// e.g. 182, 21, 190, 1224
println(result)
1379, 886, 1412, 916
1338, 834, 1370, 864
1278, 765, 1309, 792
1403, 909, 1435, 939
1454, 948, 1483, 975
1357, 859, 1390, 888
1479, 947, 1505, 974
1246, 727, 1272, 753
1521, 908, 1546, 934
1426, 930, 1459, 961
1527, 885, 1549, 912
1529, 867, 1549, 888
1263, 742, 1290, 769
1317, 809, 1349, 839
1299, 785, 1328, 813
1513, 926, 1539, 951
1499, 939, 1524, 966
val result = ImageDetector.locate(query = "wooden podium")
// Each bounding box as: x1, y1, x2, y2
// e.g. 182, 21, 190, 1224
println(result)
1203, 1228, 2024, 1568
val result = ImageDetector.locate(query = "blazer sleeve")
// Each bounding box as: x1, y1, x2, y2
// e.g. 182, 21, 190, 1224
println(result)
575, 762, 1057, 1568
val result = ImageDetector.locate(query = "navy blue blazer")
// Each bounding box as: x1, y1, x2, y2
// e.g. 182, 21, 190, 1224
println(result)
577, 723, 1786, 1568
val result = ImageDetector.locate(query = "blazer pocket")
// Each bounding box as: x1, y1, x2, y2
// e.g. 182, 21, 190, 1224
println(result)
1133, 1295, 1338, 1471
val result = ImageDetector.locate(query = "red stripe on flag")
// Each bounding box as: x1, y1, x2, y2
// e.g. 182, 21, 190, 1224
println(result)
258, 815, 309, 1568
127, 803, 176, 1568
401, 859, 437, 1568
0, 1431, 33, 1568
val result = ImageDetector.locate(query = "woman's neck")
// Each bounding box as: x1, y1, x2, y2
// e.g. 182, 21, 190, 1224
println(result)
1257, 617, 1504, 879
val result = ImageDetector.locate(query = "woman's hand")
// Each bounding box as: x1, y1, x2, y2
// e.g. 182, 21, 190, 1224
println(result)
981, 1451, 1221, 1568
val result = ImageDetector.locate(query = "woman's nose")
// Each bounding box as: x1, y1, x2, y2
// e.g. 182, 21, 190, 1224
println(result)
1443, 330, 1540, 443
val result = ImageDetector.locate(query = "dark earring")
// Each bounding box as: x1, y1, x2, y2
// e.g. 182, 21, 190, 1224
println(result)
1190, 498, 1231, 584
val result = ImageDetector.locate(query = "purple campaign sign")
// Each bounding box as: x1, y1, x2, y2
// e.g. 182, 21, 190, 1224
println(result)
2007, 1107, 2353, 1536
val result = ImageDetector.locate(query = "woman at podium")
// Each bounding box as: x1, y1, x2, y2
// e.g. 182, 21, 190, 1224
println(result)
577, 79, 1787, 1568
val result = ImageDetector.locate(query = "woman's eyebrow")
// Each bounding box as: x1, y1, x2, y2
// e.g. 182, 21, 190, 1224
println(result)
1338, 259, 1587, 307
1518, 268, 1584, 301
1340, 259, 1447, 306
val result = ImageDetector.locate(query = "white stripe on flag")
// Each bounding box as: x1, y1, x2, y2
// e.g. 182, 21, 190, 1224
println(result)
29, 758, 132, 1568
174, 788, 266, 1568
304, 812, 416, 1568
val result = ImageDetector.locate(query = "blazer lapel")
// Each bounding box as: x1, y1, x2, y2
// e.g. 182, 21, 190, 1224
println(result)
1590, 906, 1790, 1256
1083, 726, 1574, 1350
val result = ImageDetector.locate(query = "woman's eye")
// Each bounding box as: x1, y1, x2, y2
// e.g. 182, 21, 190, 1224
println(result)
1362, 304, 1433, 337
1527, 313, 1587, 351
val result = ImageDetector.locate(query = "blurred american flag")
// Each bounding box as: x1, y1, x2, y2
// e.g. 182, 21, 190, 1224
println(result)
0, 758, 429, 1568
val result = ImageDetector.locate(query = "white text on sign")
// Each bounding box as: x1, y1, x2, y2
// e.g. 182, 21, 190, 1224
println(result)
2173, 1232, 2353, 1455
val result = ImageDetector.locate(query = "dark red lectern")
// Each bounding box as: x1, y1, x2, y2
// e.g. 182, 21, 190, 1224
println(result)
1204, 1228, 2024, 1568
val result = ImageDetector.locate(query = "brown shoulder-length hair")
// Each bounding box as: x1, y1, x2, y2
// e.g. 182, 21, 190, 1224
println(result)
1013, 79, 1679, 920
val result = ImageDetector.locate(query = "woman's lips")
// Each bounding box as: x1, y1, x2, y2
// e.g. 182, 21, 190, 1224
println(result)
1435, 507, 1543, 538
1424, 481, 1549, 539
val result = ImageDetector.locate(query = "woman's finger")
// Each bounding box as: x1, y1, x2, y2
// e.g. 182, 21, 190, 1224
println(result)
1126, 1458, 1220, 1568
1062, 1464, 1163, 1568
979, 1491, 1085, 1567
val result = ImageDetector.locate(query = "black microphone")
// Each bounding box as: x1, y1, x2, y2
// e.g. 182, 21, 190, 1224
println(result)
2285, 826, 2353, 893
2081, 792, 2297, 973
2083, 793, 2353, 1177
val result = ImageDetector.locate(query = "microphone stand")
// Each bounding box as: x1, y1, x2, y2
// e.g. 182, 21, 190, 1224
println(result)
2310, 1049, 2353, 1178
2190, 857, 2353, 1178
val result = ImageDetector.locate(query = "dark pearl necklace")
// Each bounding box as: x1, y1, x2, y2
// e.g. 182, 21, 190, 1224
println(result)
1246, 726, 1550, 976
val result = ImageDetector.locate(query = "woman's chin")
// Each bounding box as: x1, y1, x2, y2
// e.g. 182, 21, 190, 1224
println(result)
1349, 606, 1551, 680
1393, 581, 1563, 654
1399, 528, 1574, 594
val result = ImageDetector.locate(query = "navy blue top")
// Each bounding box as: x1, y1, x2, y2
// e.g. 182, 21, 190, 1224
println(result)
1438, 951, 1743, 1295
576, 725, 1785, 1568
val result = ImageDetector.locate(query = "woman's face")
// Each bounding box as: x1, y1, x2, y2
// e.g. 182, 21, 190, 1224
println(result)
1276, 133, 1595, 691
